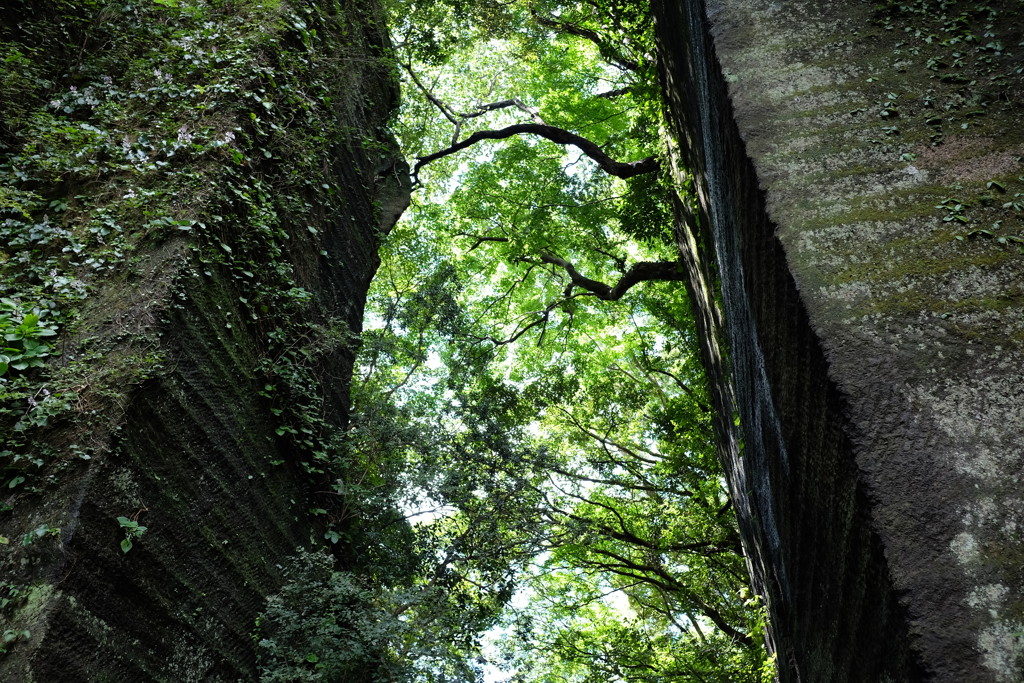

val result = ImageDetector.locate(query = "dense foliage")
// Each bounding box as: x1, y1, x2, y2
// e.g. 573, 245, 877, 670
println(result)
259, 0, 774, 680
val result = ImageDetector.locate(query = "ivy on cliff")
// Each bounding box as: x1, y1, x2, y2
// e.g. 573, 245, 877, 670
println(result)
0, 0, 387, 491
0, 0, 405, 648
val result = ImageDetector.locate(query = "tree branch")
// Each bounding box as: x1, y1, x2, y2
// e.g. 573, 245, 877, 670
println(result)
582, 547, 755, 647
543, 462, 690, 496
595, 86, 634, 99
649, 367, 713, 415
531, 13, 641, 72
454, 232, 510, 251
413, 123, 659, 183
468, 297, 566, 347
536, 253, 684, 301
401, 62, 459, 127
466, 98, 544, 123
551, 404, 664, 464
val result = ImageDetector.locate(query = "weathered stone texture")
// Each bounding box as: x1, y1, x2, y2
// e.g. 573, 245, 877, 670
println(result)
657, 0, 1024, 680
0, 2, 408, 680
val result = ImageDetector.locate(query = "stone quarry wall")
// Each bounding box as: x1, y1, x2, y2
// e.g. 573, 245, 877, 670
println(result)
655, 0, 1024, 680
0, 1, 407, 679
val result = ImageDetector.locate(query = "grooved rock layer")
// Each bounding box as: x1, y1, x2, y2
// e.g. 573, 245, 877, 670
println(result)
656, 0, 1024, 680
0, 1, 409, 679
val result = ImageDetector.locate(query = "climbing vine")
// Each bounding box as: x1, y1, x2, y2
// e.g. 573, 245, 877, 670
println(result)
0, 0, 398, 504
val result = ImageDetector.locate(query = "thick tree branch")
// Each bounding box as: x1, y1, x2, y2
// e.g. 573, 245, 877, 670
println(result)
413, 123, 659, 183
536, 253, 684, 301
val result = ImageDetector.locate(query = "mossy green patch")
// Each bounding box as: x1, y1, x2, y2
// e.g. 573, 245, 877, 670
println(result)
0, 0, 407, 677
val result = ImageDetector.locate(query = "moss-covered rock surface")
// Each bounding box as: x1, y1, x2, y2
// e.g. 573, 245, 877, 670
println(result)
0, 0, 408, 678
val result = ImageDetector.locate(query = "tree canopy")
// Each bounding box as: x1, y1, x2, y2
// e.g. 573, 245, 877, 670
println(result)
258, 0, 774, 680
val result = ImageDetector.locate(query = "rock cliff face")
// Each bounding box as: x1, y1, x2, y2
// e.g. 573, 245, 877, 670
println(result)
0, 1, 407, 679
655, 0, 1024, 680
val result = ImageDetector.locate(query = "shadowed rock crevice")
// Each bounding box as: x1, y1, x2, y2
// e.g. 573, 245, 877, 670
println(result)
654, 0, 936, 680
